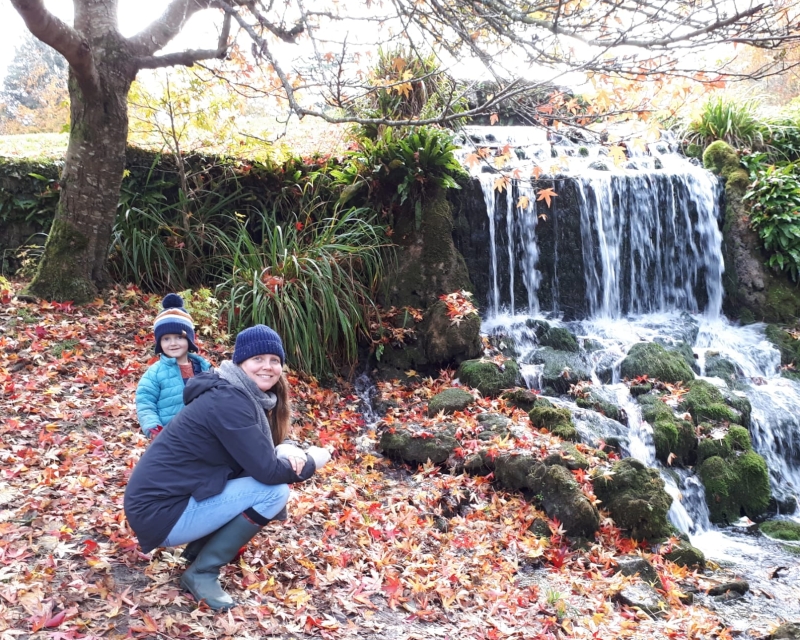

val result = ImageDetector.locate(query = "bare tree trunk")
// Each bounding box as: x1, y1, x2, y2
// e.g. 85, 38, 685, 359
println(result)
26, 60, 133, 303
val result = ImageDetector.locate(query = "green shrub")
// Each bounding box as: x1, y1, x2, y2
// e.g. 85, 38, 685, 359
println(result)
684, 96, 767, 151
216, 206, 391, 378
743, 162, 800, 281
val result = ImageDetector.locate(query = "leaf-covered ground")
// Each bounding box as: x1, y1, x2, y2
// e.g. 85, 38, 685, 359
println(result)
0, 283, 746, 639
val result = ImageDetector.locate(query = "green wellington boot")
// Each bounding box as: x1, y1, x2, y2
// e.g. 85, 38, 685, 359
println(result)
180, 514, 262, 610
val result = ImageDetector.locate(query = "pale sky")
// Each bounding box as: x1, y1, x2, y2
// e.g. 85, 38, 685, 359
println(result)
0, 0, 221, 83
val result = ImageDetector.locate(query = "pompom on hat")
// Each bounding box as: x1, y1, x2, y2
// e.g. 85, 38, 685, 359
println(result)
233, 324, 285, 365
153, 293, 198, 354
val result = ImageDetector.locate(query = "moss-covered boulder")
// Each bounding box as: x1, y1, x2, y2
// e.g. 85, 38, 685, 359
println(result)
539, 327, 580, 353
620, 342, 695, 383
678, 380, 740, 425
494, 454, 539, 491
704, 141, 750, 191
543, 443, 589, 470
529, 347, 591, 394
592, 458, 673, 540
704, 353, 739, 383
527, 463, 600, 538
380, 428, 458, 464
500, 388, 539, 412
457, 358, 521, 397
529, 405, 578, 441
759, 519, 800, 542
638, 394, 697, 466
697, 444, 771, 523
614, 555, 663, 588
427, 388, 475, 417
771, 622, 800, 640
576, 390, 626, 425
662, 540, 706, 568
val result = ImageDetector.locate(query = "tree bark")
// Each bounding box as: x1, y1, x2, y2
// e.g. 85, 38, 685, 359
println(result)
26, 53, 134, 302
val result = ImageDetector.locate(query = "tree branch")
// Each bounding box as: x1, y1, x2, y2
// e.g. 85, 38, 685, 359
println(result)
136, 12, 231, 69
128, 0, 219, 56
9, 0, 100, 99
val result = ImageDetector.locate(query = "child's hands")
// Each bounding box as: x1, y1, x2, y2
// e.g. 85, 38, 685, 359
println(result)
150, 426, 163, 440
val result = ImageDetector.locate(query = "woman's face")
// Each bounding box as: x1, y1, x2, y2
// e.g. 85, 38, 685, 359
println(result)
239, 353, 283, 391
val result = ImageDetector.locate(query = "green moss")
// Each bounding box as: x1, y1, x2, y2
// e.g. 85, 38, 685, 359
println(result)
457, 359, 521, 397
697, 449, 771, 522
539, 327, 579, 353
620, 342, 695, 383
725, 425, 751, 451
428, 388, 475, 416
663, 541, 706, 568
764, 285, 800, 324
529, 405, 578, 441
765, 324, 800, 368
759, 520, 800, 541
679, 380, 739, 425
25, 218, 97, 303
697, 437, 731, 464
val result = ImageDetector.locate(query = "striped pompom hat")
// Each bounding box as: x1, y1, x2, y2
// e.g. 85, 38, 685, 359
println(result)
153, 293, 198, 354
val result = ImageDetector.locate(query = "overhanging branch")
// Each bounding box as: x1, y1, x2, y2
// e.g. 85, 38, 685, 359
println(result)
136, 12, 231, 70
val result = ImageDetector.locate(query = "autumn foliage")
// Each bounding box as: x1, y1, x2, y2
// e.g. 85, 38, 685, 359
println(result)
0, 281, 735, 638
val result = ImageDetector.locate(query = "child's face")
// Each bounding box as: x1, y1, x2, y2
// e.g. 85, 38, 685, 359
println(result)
160, 334, 189, 360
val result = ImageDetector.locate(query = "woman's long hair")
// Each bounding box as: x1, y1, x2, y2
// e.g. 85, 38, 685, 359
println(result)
267, 372, 291, 444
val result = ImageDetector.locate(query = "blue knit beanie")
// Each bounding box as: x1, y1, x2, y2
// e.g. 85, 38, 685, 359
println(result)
233, 324, 285, 365
153, 293, 198, 354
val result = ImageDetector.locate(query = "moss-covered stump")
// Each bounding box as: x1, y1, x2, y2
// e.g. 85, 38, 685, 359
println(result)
592, 458, 673, 540
500, 388, 539, 412
662, 540, 706, 568
427, 388, 475, 417
530, 347, 591, 395
697, 439, 771, 523
420, 299, 482, 366
638, 395, 697, 466
759, 519, 800, 542
457, 358, 521, 397
527, 463, 600, 538
620, 342, 695, 383
379, 428, 458, 465
678, 380, 740, 425
529, 405, 578, 441
539, 327, 579, 352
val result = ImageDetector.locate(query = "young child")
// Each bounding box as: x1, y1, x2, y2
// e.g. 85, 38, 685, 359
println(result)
136, 294, 211, 438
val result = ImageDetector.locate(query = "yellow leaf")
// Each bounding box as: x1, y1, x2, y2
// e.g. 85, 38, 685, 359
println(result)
609, 145, 627, 166
405, 369, 418, 378
494, 176, 510, 193
517, 195, 530, 209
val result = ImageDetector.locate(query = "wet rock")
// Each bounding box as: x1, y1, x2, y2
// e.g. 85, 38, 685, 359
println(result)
457, 358, 522, 397
619, 342, 695, 383
614, 583, 669, 617
539, 327, 580, 353
380, 428, 458, 464
500, 388, 539, 411
528, 346, 591, 394
428, 388, 475, 417
476, 412, 511, 431
614, 555, 664, 589
708, 579, 750, 597
662, 540, 706, 568
528, 517, 551, 537
704, 353, 739, 383
575, 389, 627, 425
494, 454, 539, 491
528, 463, 600, 537
592, 458, 673, 540
638, 394, 696, 466
529, 405, 578, 441
772, 622, 800, 639
630, 383, 653, 397
421, 300, 483, 366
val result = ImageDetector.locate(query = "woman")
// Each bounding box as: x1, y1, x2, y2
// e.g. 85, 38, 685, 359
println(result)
124, 324, 331, 610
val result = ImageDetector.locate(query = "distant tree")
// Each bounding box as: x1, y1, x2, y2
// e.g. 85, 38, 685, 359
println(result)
0, 33, 68, 134
9, 0, 800, 302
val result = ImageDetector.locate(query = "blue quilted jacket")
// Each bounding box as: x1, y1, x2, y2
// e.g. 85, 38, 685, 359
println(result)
135, 353, 211, 435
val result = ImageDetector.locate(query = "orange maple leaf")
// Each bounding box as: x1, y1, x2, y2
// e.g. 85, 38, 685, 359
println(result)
536, 187, 557, 207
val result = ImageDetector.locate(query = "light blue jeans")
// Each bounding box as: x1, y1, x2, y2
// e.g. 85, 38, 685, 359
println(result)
162, 477, 290, 547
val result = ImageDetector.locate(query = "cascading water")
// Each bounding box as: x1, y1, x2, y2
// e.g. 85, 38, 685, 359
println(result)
455, 125, 800, 630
